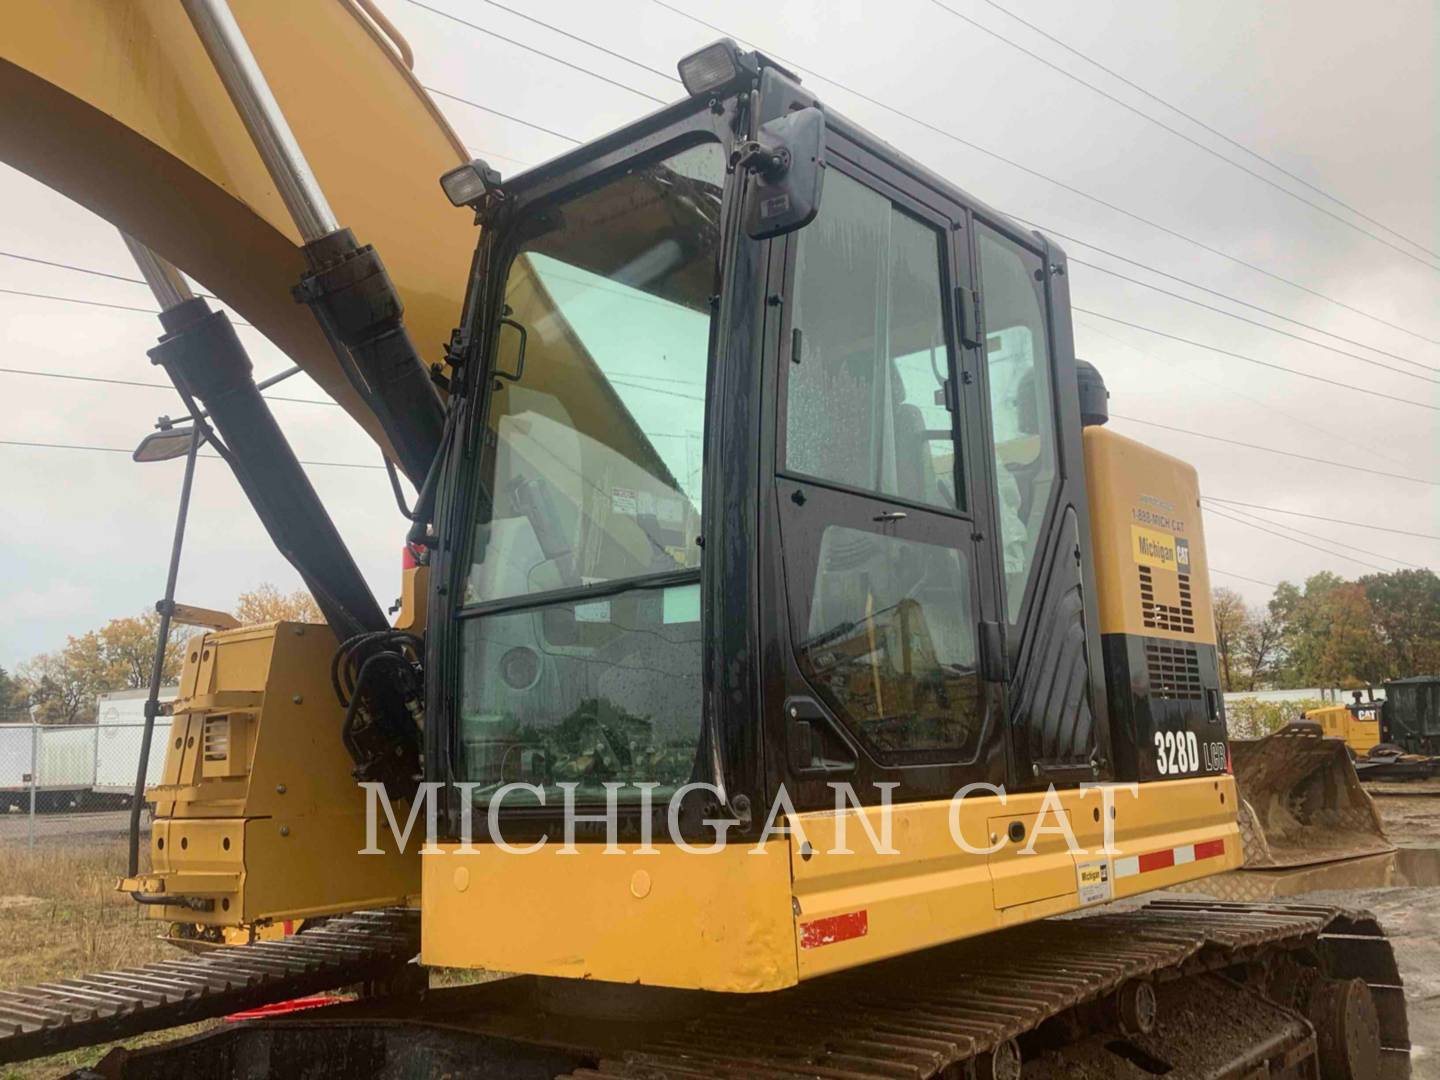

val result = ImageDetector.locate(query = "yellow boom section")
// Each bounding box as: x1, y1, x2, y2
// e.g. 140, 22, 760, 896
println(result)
0, 0, 473, 453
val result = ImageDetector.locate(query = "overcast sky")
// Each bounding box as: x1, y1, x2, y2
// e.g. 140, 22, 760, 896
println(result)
1, 0, 1436, 669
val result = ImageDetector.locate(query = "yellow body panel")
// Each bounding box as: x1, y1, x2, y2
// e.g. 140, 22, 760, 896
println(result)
129, 621, 418, 924
422, 778, 1241, 991
0, 1, 472, 456
1308, 704, 1381, 756
1084, 425, 1216, 645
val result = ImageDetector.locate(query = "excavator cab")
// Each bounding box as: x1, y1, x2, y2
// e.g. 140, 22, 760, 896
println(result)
420, 47, 1242, 988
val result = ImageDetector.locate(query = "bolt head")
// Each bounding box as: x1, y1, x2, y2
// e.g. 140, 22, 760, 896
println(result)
276, 784, 287, 795
279, 825, 290, 837
292, 694, 303, 705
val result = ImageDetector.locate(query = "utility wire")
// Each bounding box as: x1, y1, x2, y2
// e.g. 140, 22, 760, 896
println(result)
649, 0, 1440, 347
1211, 567, 1279, 589
0, 366, 336, 407
980, 0, 1439, 260
1204, 504, 1395, 573
1108, 414, 1437, 487
1202, 497, 1440, 541
424, 85, 582, 144
405, 2, 665, 105
0, 285, 253, 328
1011, 220, 1440, 374
1076, 314, 1416, 470
1078, 261, 1438, 385
1080, 310, 1440, 412
1214, 503, 1424, 569
411, 0, 680, 85
924, 0, 1440, 272
0, 439, 385, 471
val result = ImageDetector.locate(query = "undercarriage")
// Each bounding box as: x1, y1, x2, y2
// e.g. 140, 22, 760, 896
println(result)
4, 900, 1405, 1080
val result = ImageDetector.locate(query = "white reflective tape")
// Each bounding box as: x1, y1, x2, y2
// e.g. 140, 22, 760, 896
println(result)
1114, 856, 1140, 878
1173, 845, 1195, 866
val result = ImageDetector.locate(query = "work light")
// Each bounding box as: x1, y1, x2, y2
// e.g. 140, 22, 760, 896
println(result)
133, 425, 203, 463
440, 159, 501, 208
677, 39, 755, 97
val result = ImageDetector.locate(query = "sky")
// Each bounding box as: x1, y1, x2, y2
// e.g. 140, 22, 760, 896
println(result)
1, 0, 1436, 668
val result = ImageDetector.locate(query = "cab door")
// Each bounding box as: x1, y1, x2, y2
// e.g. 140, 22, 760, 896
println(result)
763, 150, 1007, 811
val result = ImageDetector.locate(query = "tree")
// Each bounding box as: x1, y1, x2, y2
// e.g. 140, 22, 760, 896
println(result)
0, 666, 25, 722
17, 611, 191, 725
1360, 569, 1440, 677
235, 584, 323, 625
1237, 610, 1282, 692
1211, 587, 1248, 691
1268, 572, 1390, 689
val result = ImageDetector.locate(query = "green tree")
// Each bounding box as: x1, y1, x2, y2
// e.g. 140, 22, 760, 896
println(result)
0, 665, 27, 722
1360, 569, 1440, 677
1268, 572, 1390, 688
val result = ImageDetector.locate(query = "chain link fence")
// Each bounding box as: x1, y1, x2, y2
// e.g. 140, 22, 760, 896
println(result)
0, 722, 168, 847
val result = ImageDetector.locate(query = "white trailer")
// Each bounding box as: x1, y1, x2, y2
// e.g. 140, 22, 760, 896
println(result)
0, 723, 98, 811
95, 687, 178, 799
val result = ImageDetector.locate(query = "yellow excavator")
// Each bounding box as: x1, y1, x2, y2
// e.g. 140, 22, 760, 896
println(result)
0, 3, 1410, 1076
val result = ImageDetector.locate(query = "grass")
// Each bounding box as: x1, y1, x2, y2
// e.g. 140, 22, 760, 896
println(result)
0, 839, 214, 1080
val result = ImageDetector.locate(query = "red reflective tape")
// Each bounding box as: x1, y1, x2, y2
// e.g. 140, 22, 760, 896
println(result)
800, 910, 868, 949
1193, 839, 1226, 861
1137, 848, 1175, 874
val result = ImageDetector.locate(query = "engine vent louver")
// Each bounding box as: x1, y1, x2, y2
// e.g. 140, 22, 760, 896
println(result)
1146, 641, 1203, 701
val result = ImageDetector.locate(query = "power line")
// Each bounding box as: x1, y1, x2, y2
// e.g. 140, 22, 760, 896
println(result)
0, 438, 385, 471
1013, 220, 1440, 375
0, 366, 337, 407
1212, 566, 1279, 589
1202, 497, 1440, 541
405, 2, 666, 105
1214, 503, 1424, 569
1080, 310, 1440, 412
1204, 504, 1396, 573
414, 0, 681, 85
1066, 259, 1438, 385
424, 85, 582, 144
1108, 414, 1437, 486
648, 0, 1440, 348
924, 0, 1440, 272
979, 0, 1439, 261
1076, 313, 1417, 471
0, 285, 253, 328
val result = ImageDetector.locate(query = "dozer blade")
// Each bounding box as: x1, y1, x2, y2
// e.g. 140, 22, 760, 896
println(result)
1232, 721, 1395, 869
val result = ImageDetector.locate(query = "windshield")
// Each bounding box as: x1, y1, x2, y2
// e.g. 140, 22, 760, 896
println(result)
458, 142, 725, 807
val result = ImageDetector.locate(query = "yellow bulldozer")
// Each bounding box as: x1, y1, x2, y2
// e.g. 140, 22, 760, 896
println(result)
0, 3, 1411, 1077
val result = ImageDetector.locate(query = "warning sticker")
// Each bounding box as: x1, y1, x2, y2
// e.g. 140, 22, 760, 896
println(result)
1076, 859, 1112, 905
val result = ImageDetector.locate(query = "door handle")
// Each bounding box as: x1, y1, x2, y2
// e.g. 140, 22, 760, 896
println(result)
873, 511, 907, 523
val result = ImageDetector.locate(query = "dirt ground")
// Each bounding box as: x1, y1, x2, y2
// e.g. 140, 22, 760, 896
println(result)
1175, 779, 1440, 1077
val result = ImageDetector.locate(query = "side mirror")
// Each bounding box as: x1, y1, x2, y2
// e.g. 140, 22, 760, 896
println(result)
741, 106, 825, 239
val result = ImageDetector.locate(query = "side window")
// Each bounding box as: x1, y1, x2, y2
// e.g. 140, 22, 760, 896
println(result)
976, 226, 1057, 624
785, 170, 958, 512
796, 526, 982, 758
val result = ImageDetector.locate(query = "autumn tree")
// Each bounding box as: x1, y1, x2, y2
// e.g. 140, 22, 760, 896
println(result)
1268, 573, 1391, 688
17, 611, 191, 725
235, 584, 323, 624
